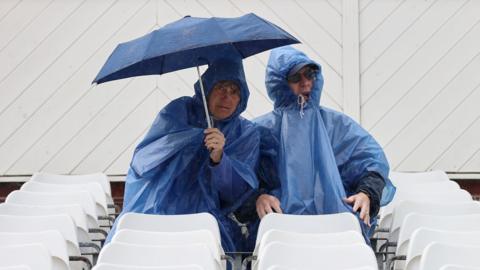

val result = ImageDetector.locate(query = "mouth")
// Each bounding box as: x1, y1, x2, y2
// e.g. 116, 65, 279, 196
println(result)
218, 106, 231, 111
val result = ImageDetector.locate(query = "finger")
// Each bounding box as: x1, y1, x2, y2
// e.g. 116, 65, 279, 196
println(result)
264, 204, 274, 215
205, 136, 223, 144
343, 196, 354, 204
272, 202, 282, 214
206, 142, 220, 151
205, 134, 224, 144
204, 128, 222, 137
352, 198, 361, 213
204, 128, 219, 133
359, 203, 368, 220
363, 212, 370, 226
256, 206, 266, 219
206, 139, 224, 149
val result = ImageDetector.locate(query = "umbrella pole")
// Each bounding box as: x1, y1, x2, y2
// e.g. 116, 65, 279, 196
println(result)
196, 66, 212, 128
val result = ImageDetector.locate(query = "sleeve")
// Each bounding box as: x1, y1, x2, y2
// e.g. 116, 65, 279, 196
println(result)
234, 122, 282, 224
320, 107, 395, 206
355, 171, 385, 217
208, 119, 261, 212
209, 154, 251, 204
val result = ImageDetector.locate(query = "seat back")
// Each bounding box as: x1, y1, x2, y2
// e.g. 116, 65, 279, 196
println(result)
0, 266, 32, 270
254, 229, 364, 255
117, 213, 221, 244
23, 180, 108, 216
112, 229, 223, 261
93, 263, 203, 270
257, 242, 376, 270
32, 172, 111, 198
439, 265, 480, 270
0, 214, 80, 256
0, 231, 69, 270
6, 190, 98, 228
405, 229, 480, 270
0, 244, 51, 270
389, 171, 450, 185
397, 214, 480, 257
256, 212, 361, 247
390, 201, 480, 242
98, 242, 219, 270
420, 243, 480, 270
379, 189, 472, 232
0, 202, 89, 237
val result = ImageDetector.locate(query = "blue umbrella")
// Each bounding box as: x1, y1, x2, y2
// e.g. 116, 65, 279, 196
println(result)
93, 13, 299, 127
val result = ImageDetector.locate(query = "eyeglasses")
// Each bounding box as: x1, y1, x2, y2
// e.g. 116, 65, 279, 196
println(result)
287, 68, 316, 83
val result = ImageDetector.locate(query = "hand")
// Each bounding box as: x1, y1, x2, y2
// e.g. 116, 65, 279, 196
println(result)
256, 194, 282, 219
344, 192, 371, 226
204, 128, 225, 163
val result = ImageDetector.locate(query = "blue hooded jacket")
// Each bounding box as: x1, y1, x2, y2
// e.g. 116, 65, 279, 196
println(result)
105, 56, 260, 252
252, 46, 395, 240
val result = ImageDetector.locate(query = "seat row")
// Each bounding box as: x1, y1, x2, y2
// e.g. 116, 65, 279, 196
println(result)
374, 170, 480, 270
0, 172, 116, 270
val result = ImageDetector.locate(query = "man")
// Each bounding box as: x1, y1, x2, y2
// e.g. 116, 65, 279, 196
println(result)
106, 56, 260, 252
238, 46, 395, 249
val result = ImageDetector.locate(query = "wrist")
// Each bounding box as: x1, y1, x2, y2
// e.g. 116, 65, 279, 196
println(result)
210, 151, 223, 165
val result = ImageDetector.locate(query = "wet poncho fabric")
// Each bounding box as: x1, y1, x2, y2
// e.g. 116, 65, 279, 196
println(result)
105, 56, 260, 252
253, 46, 395, 241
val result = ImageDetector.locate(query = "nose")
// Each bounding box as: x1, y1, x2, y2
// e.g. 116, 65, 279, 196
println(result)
299, 75, 309, 85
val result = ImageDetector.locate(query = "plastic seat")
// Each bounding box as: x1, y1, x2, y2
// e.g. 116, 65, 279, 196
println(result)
419, 243, 480, 270
254, 229, 364, 255
378, 189, 472, 235
93, 263, 203, 270
98, 242, 220, 270
405, 229, 480, 270
112, 229, 223, 262
440, 265, 480, 270
389, 171, 450, 185
6, 190, 99, 228
0, 203, 90, 242
256, 242, 377, 270
0, 214, 80, 257
22, 180, 108, 216
266, 267, 376, 270
380, 180, 462, 223
389, 201, 480, 244
0, 231, 69, 270
116, 213, 221, 244
396, 214, 480, 259
32, 172, 112, 203
0, 244, 51, 270
256, 212, 361, 247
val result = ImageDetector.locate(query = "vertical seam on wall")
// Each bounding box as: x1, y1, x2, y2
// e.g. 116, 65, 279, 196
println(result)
342, 0, 361, 122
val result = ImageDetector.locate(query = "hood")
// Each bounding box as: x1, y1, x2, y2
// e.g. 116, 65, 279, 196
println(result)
265, 46, 324, 108
193, 55, 249, 122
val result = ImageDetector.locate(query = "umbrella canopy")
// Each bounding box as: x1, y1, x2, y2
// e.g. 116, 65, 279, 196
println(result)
93, 13, 299, 84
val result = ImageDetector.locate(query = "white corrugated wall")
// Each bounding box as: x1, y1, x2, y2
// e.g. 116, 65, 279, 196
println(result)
0, 0, 479, 179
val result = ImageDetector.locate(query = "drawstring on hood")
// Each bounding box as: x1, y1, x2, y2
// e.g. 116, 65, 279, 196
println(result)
297, 94, 306, 118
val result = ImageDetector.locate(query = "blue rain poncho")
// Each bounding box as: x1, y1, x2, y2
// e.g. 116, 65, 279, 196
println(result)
251, 46, 395, 240
106, 56, 260, 252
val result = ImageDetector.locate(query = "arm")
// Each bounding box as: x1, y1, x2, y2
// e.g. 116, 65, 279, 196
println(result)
320, 108, 392, 223
205, 123, 260, 208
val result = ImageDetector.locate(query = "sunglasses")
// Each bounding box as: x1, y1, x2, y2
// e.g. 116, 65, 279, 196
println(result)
287, 68, 316, 83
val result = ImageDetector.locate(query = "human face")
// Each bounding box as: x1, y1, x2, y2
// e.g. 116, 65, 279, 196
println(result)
287, 66, 315, 98
208, 80, 241, 120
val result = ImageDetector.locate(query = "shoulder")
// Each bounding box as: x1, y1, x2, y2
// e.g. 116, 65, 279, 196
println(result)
320, 106, 362, 130
236, 117, 260, 137
161, 97, 192, 113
